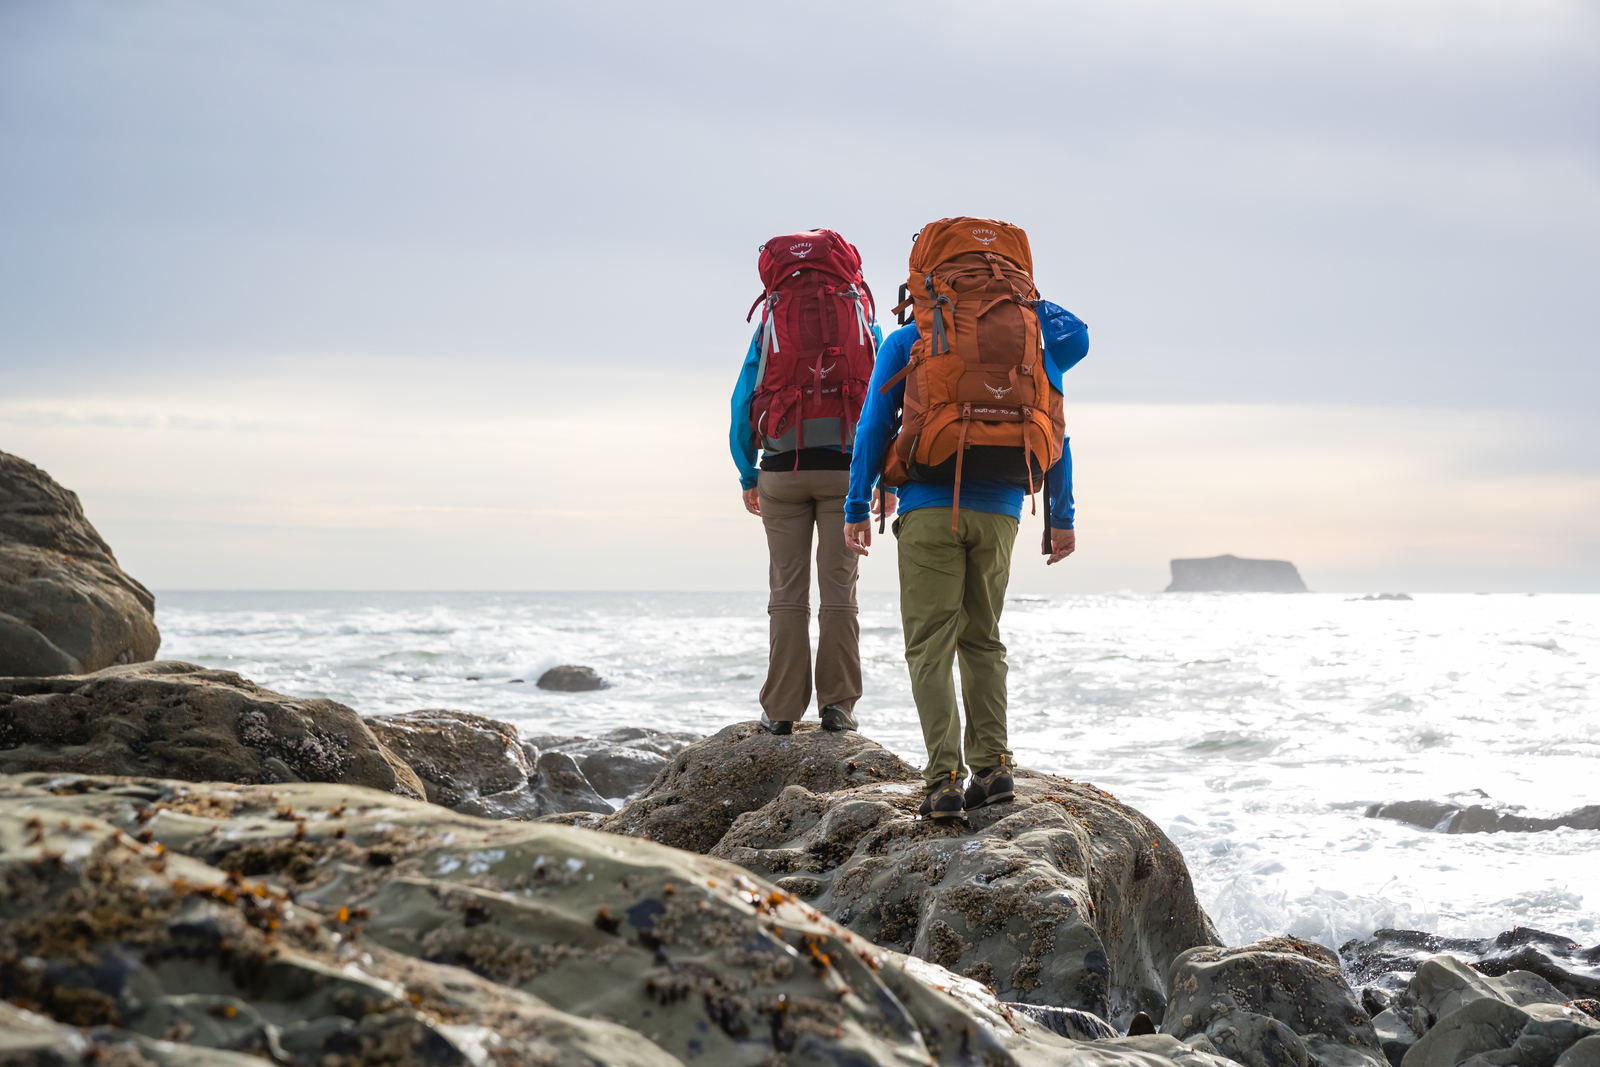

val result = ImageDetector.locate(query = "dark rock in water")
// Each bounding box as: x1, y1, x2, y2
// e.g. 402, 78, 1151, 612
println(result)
1165, 554, 1307, 593
1161, 935, 1385, 1067
0, 661, 424, 798
1388, 957, 1599, 1067
1351, 593, 1413, 601
1342, 928, 1600, 1001
367, 708, 612, 818
603, 722, 1221, 1028
1367, 799, 1600, 834
0, 450, 161, 675
0, 771, 1234, 1067
525, 726, 701, 801
536, 664, 606, 691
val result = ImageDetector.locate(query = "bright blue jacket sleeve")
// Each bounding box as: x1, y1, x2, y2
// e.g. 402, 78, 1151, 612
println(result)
1039, 301, 1087, 529
845, 324, 914, 523
729, 327, 763, 490
846, 306, 1086, 527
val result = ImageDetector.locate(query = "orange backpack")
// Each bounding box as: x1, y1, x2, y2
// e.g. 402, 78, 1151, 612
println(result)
883, 217, 1065, 527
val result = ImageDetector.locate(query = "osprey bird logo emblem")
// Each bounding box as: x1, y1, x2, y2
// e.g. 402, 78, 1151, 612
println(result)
789, 242, 814, 258
984, 383, 1013, 398
972, 228, 998, 245
818, 362, 838, 378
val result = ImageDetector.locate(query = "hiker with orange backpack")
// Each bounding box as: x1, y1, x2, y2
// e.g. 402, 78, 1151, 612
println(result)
730, 229, 886, 736
843, 218, 1088, 819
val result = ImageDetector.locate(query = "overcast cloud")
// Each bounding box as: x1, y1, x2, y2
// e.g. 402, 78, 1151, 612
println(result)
1, 0, 1596, 591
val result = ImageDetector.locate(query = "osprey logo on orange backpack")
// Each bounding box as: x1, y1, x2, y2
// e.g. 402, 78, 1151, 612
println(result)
882, 217, 1065, 529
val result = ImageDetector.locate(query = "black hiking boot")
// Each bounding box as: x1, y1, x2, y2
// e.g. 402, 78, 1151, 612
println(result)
964, 756, 1015, 809
819, 704, 858, 732
759, 712, 792, 736
918, 772, 966, 821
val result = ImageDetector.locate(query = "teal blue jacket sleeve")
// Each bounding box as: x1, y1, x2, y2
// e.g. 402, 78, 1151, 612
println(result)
729, 327, 763, 490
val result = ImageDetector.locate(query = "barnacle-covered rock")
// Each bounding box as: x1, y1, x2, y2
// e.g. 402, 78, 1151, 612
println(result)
0, 661, 424, 799
605, 723, 1219, 1028
0, 770, 1238, 1067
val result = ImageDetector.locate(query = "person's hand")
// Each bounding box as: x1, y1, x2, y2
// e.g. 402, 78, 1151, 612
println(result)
1044, 528, 1076, 565
742, 488, 761, 516
844, 520, 873, 557
871, 487, 897, 520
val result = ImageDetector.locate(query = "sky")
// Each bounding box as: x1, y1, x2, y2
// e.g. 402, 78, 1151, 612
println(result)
1, 0, 1597, 593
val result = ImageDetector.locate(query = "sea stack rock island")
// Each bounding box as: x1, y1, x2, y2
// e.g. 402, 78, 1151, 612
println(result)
1165, 554, 1309, 593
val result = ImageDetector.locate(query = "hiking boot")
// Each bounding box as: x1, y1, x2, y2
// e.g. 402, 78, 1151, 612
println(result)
964, 757, 1015, 809
819, 704, 858, 732
918, 772, 966, 820
759, 712, 792, 736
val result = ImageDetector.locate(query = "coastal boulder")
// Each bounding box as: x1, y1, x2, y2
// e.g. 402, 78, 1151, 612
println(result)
606, 723, 1221, 1028
535, 664, 606, 691
0, 450, 161, 675
599, 720, 918, 853
366, 708, 610, 818
1161, 936, 1384, 1067
1342, 928, 1600, 1003
0, 660, 424, 798
0, 770, 1243, 1067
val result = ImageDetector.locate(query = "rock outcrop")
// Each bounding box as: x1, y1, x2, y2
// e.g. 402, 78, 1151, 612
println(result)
1339, 932, 1600, 1067
602, 722, 1221, 1029
1165, 555, 1308, 593
527, 726, 701, 802
0, 661, 424, 798
1367, 799, 1600, 834
0, 450, 161, 675
1161, 936, 1385, 1067
0, 770, 1242, 1067
366, 709, 612, 819
536, 664, 606, 691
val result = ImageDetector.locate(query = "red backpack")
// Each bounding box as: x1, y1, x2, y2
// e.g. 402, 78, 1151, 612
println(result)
745, 229, 876, 461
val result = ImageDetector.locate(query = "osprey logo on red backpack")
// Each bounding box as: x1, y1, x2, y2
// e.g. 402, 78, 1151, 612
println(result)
972, 228, 998, 245
789, 243, 814, 258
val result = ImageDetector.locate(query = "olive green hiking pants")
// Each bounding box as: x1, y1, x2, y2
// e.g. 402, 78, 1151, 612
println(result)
894, 507, 1017, 789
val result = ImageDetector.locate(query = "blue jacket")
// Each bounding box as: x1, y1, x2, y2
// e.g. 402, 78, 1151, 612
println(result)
729, 323, 884, 490
845, 302, 1088, 527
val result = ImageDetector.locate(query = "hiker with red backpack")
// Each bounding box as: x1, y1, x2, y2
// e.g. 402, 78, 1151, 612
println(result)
730, 229, 885, 736
843, 218, 1088, 820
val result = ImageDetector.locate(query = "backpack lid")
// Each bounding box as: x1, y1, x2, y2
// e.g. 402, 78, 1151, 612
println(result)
758, 229, 864, 292
909, 217, 1033, 275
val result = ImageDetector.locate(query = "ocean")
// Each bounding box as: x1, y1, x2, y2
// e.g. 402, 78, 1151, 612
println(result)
155, 590, 1599, 952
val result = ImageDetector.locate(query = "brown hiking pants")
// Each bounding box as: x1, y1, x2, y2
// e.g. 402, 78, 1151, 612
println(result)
757, 469, 861, 722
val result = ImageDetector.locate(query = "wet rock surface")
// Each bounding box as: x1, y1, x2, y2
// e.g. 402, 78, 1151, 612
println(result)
0, 451, 161, 676
1366, 799, 1600, 834
535, 664, 606, 691
1333, 937, 1600, 1067
1342, 928, 1600, 1002
527, 726, 701, 802
0, 770, 1241, 1067
604, 722, 1220, 1029
0, 661, 424, 798
366, 709, 612, 819
1161, 936, 1385, 1067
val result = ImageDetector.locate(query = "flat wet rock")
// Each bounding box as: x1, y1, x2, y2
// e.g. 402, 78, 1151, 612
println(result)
526, 726, 701, 802
1366, 799, 1600, 834
0, 661, 423, 799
